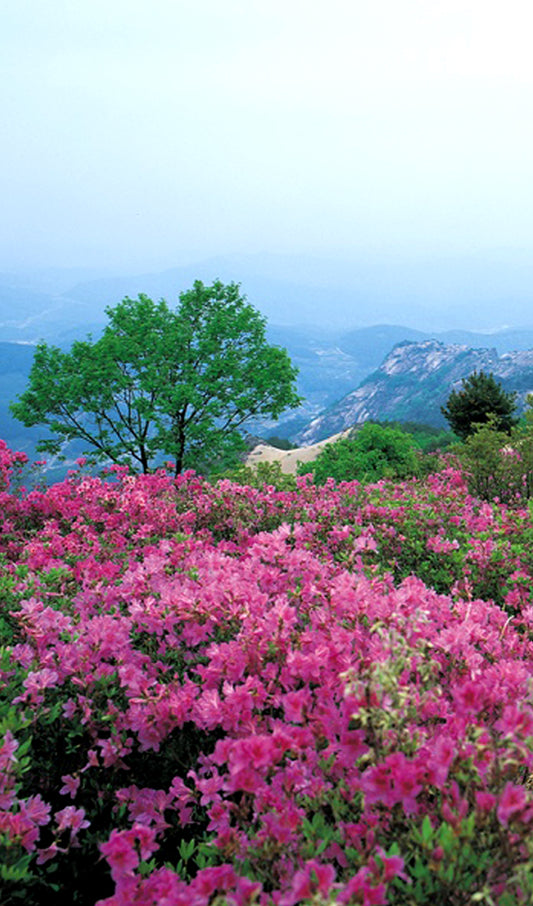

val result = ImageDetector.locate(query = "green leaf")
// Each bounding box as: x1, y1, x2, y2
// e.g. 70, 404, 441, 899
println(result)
421, 814, 433, 844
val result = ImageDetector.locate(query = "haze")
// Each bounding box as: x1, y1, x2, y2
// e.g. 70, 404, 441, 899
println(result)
3, 0, 533, 330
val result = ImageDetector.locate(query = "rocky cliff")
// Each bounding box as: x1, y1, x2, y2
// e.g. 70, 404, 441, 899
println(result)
297, 340, 533, 444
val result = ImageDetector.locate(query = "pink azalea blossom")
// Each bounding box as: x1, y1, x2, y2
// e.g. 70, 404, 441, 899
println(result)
55, 805, 90, 836
60, 774, 81, 798
100, 829, 139, 880
497, 782, 528, 826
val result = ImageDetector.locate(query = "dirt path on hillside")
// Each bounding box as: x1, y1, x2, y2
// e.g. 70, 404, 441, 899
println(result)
245, 431, 350, 474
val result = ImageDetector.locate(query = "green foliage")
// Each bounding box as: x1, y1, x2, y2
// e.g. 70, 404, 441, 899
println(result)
299, 423, 420, 485
391, 813, 500, 904
211, 460, 298, 492
265, 435, 297, 450
441, 371, 518, 440
453, 421, 519, 503
378, 420, 458, 453
10, 281, 301, 475
454, 408, 533, 503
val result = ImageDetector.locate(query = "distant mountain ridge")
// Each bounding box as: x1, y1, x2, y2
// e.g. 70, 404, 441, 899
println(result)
5, 249, 533, 337
5, 326, 533, 466
4, 259, 533, 462
50, 249, 533, 332
297, 340, 533, 445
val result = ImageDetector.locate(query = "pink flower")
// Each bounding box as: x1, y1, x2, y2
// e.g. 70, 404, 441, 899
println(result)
476, 791, 497, 813
100, 829, 139, 881
360, 752, 422, 813
133, 824, 159, 860
22, 667, 59, 702
0, 730, 18, 766
60, 774, 81, 798
228, 874, 263, 906
20, 795, 51, 827
81, 749, 99, 771
36, 842, 66, 864
337, 867, 387, 905
389, 755, 423, 814
374, 848, 407, 882
62, 699, 77, 719
283, 689, 311, 723
7, 798, 51, 852
55, 806, 90, 836
497, 782, 528, 826
427, 534, 459, 554
191, 864, 238, 897
422, 735, 456, 788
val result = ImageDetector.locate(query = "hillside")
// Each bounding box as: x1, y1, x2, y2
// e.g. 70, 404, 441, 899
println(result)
298, 339, 533, 444
245, 430, 351, 474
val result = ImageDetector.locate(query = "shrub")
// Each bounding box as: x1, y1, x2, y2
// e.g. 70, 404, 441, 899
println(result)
265, 435, 297, 451
299, 423, 420, 484
453, 416, 533, 504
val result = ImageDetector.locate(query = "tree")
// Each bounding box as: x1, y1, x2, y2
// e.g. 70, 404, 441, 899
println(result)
266, 435, 297, 450
299, 422, 419, 485
11, 280, 301, 475
441, 371, 518, 441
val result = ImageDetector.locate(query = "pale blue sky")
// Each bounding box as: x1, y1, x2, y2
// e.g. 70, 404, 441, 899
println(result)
2, 0, 533, 272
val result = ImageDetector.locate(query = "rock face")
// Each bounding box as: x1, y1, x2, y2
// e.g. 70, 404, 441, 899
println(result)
297, 340, 533, 445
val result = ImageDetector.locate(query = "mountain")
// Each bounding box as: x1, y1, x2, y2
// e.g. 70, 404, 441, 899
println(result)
297, 340, 533, 444
5, 256, 533, 464
6, 323, 533, 467
0, 342, 47, 459
0, 281, 106, 344
266, 325, 533, 438
5, 249, 533, 339
58, 249, 533, 332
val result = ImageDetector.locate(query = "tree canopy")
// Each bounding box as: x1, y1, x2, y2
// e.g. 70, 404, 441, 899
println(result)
440, 370, 518, 441
300, 422, 420, 484
11, 280, 301, 475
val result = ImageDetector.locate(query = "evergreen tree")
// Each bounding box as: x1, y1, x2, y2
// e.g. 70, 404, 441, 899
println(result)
441, 371, 517, 440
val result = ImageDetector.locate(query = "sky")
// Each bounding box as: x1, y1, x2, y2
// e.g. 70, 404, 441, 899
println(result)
3, 0, 533, 278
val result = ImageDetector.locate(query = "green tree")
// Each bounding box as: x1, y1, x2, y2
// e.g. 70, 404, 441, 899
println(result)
440, 371, 518, 441
373, 420, 457, 453
300, 422, 420, 485
10, 280, 301, 475
453, 397, 533, 503
453, 420, 518, 502
266, 435, 297, 450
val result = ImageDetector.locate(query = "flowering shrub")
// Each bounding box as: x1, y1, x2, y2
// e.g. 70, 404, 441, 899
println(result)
2, 448, 533, 903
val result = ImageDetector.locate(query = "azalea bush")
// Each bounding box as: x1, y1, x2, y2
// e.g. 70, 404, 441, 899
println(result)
2, 438, 533, 903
